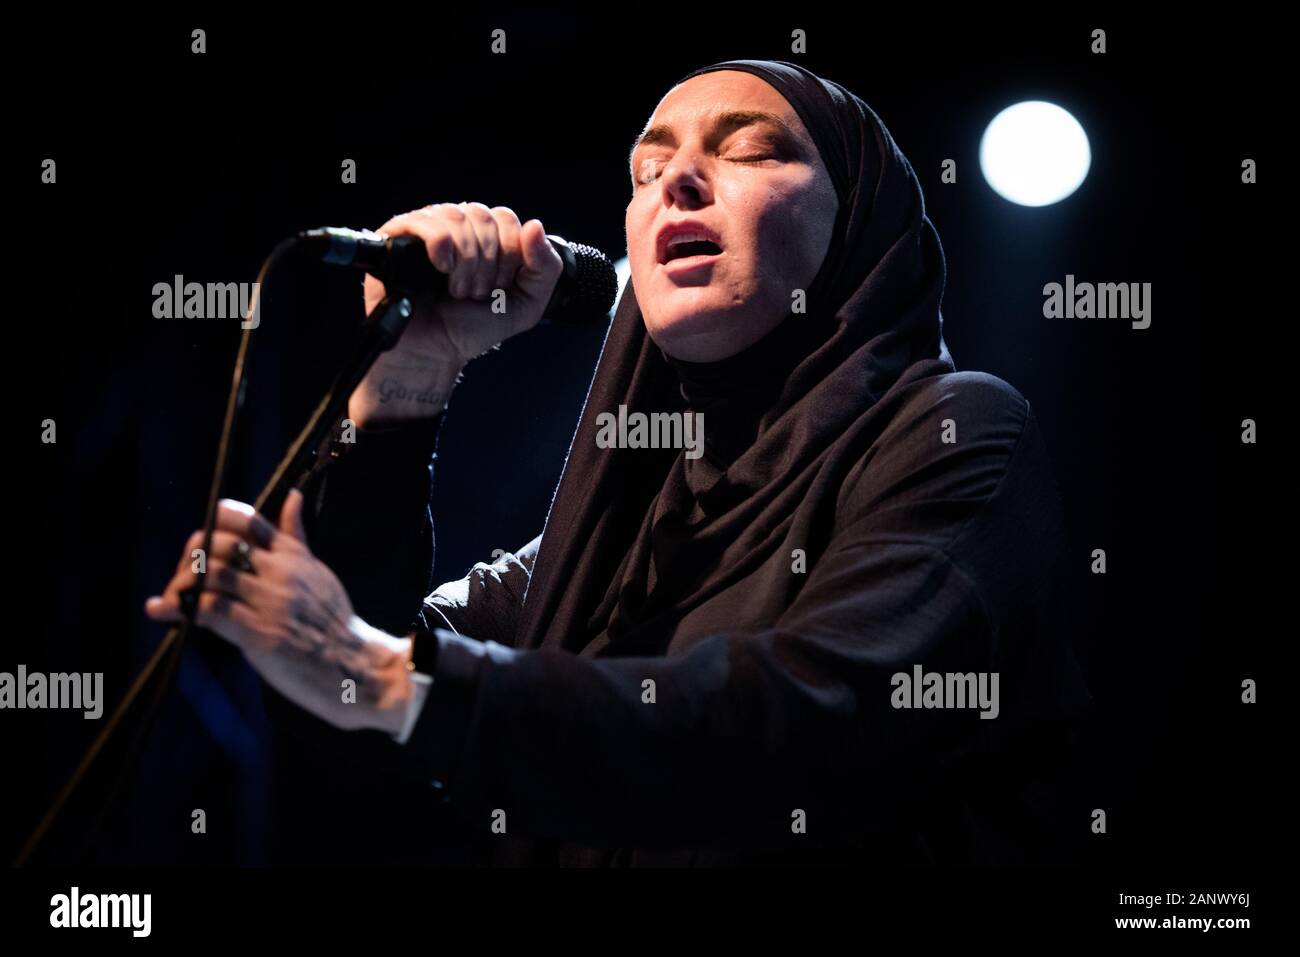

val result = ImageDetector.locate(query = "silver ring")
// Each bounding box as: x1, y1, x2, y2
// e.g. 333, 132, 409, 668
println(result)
230, 539, 256, 574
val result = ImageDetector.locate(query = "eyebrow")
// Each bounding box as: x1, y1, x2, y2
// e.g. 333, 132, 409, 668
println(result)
627, 109, 799, 171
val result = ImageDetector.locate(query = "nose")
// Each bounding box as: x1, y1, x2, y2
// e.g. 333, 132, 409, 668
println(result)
660, 147, 712, 209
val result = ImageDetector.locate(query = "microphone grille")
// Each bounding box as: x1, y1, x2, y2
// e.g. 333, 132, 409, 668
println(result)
560, 242, 619, 322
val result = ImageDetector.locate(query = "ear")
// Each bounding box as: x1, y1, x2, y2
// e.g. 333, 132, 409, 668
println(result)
278, 487, 308, 544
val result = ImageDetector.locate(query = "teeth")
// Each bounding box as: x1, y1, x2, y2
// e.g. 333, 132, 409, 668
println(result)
667, 232, 715, 247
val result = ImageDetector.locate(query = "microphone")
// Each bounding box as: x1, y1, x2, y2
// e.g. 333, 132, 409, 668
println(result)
298, 226, 618, 324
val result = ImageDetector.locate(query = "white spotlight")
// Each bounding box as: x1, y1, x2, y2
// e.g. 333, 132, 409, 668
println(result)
979, 101, 1091, 207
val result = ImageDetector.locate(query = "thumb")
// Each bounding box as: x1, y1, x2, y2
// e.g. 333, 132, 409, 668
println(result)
278, 487, 308, 544
515, 219, 563, 300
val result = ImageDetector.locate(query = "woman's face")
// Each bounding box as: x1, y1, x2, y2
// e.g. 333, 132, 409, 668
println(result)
625, 70, 838, 362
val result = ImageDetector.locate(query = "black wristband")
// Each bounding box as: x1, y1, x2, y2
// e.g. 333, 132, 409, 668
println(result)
407, 627, 440, 676
344, 412, 444, 460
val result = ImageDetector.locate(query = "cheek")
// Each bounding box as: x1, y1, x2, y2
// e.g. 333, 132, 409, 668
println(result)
625, 197, 654, 259
754, 185, 831, 286
741, 191, 802, 280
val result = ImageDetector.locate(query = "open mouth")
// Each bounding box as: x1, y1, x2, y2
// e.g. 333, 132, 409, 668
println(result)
656, 222, 725, 266
664, 239, 723, 262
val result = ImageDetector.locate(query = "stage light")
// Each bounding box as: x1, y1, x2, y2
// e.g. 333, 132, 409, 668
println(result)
979, 101, 1091, 207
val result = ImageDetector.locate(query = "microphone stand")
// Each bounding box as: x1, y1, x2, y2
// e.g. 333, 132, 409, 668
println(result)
15, 262, 417, 865
252, 294, 416, 516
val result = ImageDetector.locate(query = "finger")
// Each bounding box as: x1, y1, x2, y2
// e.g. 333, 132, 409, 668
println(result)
381, 208, 458, 279
206, 560, 271, 603
146, 556, 266, 619
177, 530, 209, 577
144, 593, 179, 620
152, 527, 275, 619
377, 209, 443, 242
409, 205, 460, 275
516, 219, 563, 302
366, 213, 415, 307
460, 203, 500, 300
177, 526, 250, 574
214, 499, 279, 551
439, 204, 478, 299
489, 206, 524, 297
181, 529, 269, 569
279, 488, 308, 544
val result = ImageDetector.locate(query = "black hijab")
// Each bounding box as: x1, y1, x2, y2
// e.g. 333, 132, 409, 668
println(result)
514, 59, 954, 656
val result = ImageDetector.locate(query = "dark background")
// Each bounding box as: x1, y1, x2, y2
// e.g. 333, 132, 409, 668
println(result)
7, 11, 1278, 873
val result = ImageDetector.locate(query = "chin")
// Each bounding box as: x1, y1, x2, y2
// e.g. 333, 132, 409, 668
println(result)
646, 308, 740, 361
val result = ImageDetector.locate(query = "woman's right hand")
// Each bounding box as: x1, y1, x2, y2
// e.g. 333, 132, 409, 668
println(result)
349, 203, 564, 428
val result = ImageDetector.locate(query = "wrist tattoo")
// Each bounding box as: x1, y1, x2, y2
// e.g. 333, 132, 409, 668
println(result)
377, 378, 447, 407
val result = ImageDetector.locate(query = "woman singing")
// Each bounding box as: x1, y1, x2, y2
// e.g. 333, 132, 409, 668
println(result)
147, 59, 1091, 866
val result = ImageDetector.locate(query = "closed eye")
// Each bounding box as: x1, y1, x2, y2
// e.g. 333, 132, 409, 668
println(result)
632, 153, 778, 187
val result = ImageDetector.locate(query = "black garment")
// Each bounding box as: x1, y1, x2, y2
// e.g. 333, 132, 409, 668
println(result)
301, 59, 1092, 866
303, 375, 1090, 866
597, 313, 835, 643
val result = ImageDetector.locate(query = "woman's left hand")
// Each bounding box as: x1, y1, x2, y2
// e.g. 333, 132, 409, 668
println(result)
144, 489, 414, 735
